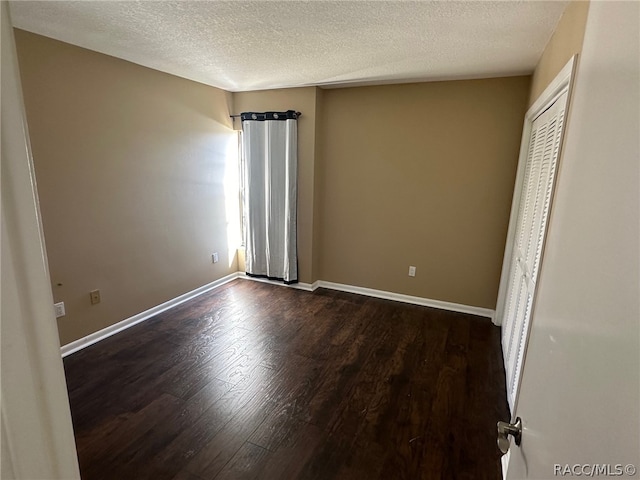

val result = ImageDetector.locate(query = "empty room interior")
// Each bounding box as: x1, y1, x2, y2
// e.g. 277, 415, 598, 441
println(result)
2, 1, 639, 479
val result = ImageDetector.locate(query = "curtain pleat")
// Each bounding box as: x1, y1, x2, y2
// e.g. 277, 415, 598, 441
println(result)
243, 117, 297, 283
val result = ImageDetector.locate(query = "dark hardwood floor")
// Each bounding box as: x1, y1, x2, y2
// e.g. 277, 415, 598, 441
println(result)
63, 279, 509, 480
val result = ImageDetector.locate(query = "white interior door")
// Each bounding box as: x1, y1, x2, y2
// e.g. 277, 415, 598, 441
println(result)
501, 90, 568, 413
505, 2, 639, 477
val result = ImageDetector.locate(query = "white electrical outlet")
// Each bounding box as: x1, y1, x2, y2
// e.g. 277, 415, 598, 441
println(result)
54, 302, 66, 318
212, 252, 219, 263
408, 266, 416, 277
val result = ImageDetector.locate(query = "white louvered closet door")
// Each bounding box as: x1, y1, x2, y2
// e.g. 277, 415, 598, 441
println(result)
502, 91, 568, 413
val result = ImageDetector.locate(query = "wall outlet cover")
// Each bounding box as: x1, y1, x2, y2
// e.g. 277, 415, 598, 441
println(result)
54, 302, 65, 318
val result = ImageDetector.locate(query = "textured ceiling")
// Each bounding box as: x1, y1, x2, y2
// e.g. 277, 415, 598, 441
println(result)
9, 1, 568, 92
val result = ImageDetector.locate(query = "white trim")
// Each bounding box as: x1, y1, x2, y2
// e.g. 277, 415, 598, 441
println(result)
60, 272, 240, 357
316, 281, 495, 319
2, 5, 80, 477
62, 273, 495, 357
238, 273, 315, 291
239, 276, 493, 318
494, 55, 577, 327
528, 58, 576, 118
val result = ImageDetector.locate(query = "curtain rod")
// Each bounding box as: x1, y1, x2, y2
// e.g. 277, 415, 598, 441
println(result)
230, 111, 302, 118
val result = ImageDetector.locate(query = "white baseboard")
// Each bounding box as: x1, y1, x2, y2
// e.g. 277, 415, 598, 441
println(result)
239, 273, 314, 291
241, 276, 494, 320
60, 272, 241, 357
315, 280, 495, 319
61, 272, 495, 356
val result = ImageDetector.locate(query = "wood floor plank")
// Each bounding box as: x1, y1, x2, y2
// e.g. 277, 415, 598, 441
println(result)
213, 441, 272, 480
297, 302, 387, 428
76, 393, 184, 480
169, 471, 205, 480
64, 279, 508, 480
250, 419, 326, 480
131, 368, 271, 480
157, 328, 253, 399
184, 391, 276, 479
409, 318, 471, 479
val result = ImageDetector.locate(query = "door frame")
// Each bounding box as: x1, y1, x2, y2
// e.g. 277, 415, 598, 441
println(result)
494, 56, 578, 329
1, 3, 80, 478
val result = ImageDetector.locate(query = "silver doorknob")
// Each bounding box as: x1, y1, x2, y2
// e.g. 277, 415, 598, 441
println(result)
497, 417, 522, 454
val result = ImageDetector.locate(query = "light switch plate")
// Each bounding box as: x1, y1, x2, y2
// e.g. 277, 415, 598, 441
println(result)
90, 289, 101, 305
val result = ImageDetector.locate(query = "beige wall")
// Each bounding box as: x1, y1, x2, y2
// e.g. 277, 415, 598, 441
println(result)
312, 87, 326, 283
15, 29, 537, 346
15, 30, 239, 345
529, 1, 590, 105
316, 77, 531, 309
233, 88, 320, 283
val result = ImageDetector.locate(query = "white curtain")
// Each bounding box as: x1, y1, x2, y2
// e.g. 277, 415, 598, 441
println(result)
242, 111, 298, 283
